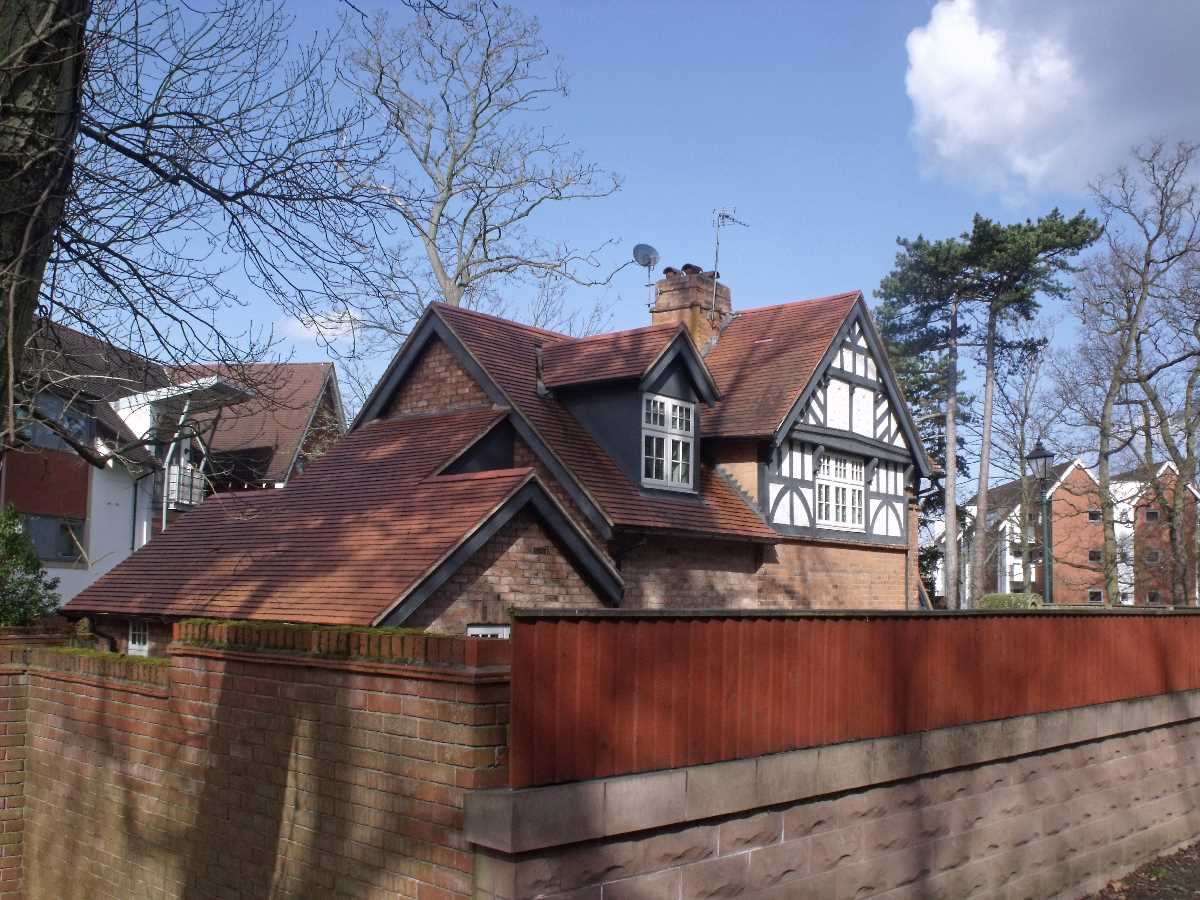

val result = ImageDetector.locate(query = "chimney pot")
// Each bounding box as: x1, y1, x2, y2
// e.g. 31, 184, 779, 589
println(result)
649, 260, 733, 348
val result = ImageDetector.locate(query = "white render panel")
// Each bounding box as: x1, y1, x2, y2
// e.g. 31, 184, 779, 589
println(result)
797, 485, 813, 527
827, 379, 850, 431
46, 462, 154, 604
851, 389, 872, 437
768, 482, 790, 526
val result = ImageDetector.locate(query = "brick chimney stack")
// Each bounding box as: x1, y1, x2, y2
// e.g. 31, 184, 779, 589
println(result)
650, 263, 732, 349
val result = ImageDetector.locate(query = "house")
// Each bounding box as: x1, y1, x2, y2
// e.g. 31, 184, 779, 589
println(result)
191, 363, 345, 492
65, 265, 934, 653
1, 323, 343, 605
958, 459, 1198, 606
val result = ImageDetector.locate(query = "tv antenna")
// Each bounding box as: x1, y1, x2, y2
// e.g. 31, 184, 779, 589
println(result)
632, 243, 660, 308
711, 208, 748, 320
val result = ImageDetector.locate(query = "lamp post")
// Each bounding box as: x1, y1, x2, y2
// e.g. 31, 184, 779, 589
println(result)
1028, 441, 1054, 604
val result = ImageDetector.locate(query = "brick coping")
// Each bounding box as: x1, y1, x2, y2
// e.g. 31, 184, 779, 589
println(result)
170, 644, 511, 684
465, 689, 1200, 853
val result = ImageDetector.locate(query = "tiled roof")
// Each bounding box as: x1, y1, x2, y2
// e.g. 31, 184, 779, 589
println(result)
971, 461, 1075, 513
192, 363, 340, 483
66, 408, 533, 625
541, 323, 683, 388
434, 304, 776, 540
703, 292, 861, 437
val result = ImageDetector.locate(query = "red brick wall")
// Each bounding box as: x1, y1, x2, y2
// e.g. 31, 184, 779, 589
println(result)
619, 536, 908, 610
0, 665, 26, 899
407, 510, 606, 633
1028, 466, 1105, 605
17, 629, 510, 900
385, 337, 491, 418
1133, 475, 1198, 606
87, 616, 173, 656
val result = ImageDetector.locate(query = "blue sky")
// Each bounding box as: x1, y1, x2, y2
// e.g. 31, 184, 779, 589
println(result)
269, 0, 1200, 382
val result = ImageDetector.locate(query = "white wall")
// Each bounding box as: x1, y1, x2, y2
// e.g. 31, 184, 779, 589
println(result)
47, 462, 154, 604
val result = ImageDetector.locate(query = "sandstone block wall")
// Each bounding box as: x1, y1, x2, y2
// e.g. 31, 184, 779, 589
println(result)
476, 717, 1200, 900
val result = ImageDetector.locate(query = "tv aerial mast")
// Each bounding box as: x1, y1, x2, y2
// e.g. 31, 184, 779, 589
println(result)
711, 208, 748, 320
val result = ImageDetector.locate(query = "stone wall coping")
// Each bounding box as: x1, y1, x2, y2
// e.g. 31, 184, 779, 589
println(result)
511, 607, 1200, 621
465, 689, 1200, 853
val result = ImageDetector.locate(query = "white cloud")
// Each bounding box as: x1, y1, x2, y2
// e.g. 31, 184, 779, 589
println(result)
906, 0, 1200, 197
278, 312, 357, 343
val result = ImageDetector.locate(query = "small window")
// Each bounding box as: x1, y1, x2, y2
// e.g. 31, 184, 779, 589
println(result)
1087, 509, 1101, 523
1145, 508, 1160, 522
1148, 591, 1162, 605
641, 394, 695, 491
128, 620, 150, 657
1088, 549, 1102, 564
466, 624, 511, 640
1087, 589, 1103, 604
1145, 549, 1161, 565
23, 515, 82, 563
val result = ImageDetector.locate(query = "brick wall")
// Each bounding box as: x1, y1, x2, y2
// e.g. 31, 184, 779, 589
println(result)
385, 337, 491, 418
0, 664, 26, 899
16, 625, 510, 900
711, 440, 759, 504
478, 717, 1200, 899
407, 510, 606, 633
619, 536, 908, 609
1134, 475, 1198, 606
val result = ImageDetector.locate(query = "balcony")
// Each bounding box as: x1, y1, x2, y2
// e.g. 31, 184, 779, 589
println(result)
164, 464, 206, 508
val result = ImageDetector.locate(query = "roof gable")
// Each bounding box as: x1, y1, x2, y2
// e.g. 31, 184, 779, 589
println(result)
418, 305, 774, 541
703, 292, 859, 437
767, 297, 933, 478
67, 408, 622, 624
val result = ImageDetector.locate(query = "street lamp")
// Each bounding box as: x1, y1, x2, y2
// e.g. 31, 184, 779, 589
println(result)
1028, 441, 1054, 604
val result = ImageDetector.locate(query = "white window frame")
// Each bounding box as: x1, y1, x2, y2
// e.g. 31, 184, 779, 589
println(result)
1087, 588, 1104, 605
815, 452, 865, 531
642, 393, 695, 491
127, 620, 150, 657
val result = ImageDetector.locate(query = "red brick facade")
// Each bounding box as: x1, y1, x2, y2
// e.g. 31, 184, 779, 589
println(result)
408, 510, 606, 632
1132, 474, 1198, 606
1040, 466, 1106, 605
619, 535, 910, 610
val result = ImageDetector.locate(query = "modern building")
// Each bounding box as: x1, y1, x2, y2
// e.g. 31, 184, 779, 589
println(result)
2, 323, 343, 607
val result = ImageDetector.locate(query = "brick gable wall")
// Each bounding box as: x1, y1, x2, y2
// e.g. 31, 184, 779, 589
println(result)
406, 510, 606, 633
385, 337, 491, 418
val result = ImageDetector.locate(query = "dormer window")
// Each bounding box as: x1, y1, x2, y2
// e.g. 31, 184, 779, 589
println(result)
643, 394, 694, 491
815, 452, 865, 530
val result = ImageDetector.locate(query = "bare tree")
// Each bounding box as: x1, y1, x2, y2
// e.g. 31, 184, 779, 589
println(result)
991, 318, 1058, 598
1, 0, 89, 442
1071, 140, 1200, 602
1128, 259, 1200, 604
344, 0, 621, 337
3, 0, 415, 461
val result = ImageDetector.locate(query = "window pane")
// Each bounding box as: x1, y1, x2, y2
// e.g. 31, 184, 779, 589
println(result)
670, 439, 691, 485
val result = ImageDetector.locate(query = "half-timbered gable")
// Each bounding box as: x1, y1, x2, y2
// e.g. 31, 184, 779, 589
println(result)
758, 301, 927, 544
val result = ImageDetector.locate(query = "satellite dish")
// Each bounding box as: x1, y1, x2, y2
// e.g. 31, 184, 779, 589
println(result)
632, 243, 660, 269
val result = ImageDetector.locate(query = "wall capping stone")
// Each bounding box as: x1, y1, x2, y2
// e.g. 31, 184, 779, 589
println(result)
466, 689, 1200, 853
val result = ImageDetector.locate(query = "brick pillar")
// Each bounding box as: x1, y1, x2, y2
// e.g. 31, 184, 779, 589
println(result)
0, 663, 28, 897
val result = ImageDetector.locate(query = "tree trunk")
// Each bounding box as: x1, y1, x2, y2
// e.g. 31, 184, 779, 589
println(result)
943, 300, 960, 610
1097, 388, 1120, 604
970, 311, 998, 606
0, 0, 89, 443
